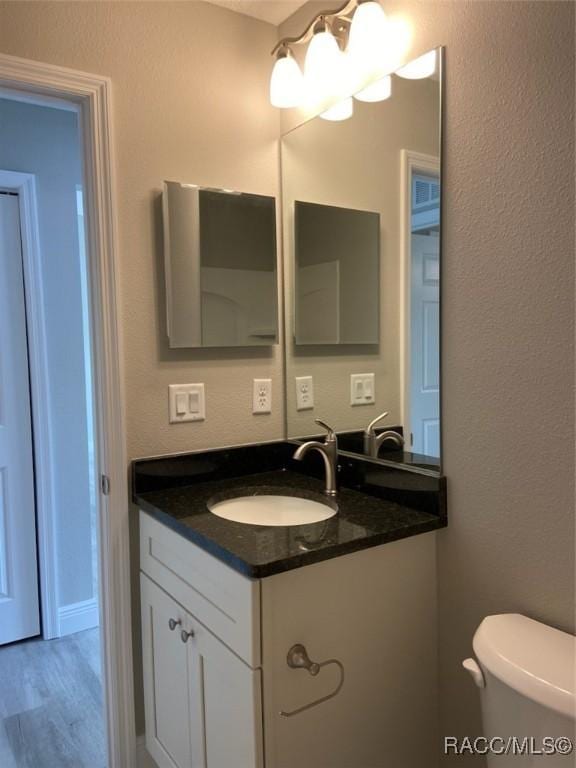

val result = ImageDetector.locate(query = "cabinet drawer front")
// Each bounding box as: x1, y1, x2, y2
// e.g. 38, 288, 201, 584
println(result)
140, 511, 261, 666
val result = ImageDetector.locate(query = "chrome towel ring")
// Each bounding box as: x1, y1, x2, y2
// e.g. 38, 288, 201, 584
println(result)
280, 643, 345, 718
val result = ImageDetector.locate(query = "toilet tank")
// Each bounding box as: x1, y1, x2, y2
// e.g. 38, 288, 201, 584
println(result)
468, 614, 576, 766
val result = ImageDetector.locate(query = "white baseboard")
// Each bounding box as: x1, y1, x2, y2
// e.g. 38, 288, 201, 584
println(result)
57, 597, 99, 637
136, 735, 157, 768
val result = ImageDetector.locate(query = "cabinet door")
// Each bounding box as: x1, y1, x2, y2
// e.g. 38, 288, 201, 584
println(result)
141, 574, 205, 768
189, 616, 264, 768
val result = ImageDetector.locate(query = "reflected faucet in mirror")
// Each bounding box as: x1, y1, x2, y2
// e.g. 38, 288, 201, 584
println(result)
364, 411, 405, 459
293, 419, 339, 496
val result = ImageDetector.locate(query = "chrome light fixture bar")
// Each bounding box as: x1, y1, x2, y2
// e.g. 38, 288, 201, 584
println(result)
270, 0, 356, 118
270, 0, 357, 61
269, 0, 436, 120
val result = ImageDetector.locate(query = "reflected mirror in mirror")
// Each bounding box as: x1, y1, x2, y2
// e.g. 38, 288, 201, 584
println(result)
282, 48, 443, 472
295, 201, 380, 345
163, 182, 278, 348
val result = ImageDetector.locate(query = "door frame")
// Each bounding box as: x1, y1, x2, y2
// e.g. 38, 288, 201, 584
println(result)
399, 149, 440, 452
0, 53, 136, 768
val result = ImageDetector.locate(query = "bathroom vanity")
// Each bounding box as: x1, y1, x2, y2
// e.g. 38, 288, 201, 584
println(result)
140, 41, 446, 768
134, 443, 445, 768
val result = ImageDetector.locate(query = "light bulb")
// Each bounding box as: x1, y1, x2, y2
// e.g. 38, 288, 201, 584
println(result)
270, 49, 304, 108
304, 27, 343, 104
396, 50, 437, 80
320, 97, 353, 121
347, 1, 389, 74
354, 74, 391, 102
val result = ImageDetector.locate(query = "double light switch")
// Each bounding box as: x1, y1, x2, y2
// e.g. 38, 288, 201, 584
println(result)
350, 373, 375, 406
169, 383, 205, 423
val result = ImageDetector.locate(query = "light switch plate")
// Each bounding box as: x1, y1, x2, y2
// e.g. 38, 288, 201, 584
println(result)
295, 376, 314, 411
169, 383, 205, 423
253, 378, 272, 414
350, 373, 375, 406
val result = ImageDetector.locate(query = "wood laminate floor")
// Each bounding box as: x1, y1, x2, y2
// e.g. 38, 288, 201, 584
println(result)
0, 628, 106, 768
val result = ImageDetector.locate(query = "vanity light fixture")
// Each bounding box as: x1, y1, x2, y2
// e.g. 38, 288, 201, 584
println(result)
269, 0, 433, 118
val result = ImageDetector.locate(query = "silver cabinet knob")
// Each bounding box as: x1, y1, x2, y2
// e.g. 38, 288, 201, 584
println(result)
168, 618, 181, 631
181, 629, 195, 643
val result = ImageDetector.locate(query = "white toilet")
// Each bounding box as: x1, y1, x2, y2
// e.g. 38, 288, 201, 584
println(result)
463, 614, 576, 765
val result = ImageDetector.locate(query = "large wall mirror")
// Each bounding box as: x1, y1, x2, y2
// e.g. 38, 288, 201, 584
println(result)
163, 182, 278, 348
282, 47, 443, 473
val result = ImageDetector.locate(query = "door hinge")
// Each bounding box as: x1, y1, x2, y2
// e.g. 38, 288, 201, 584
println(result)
100, 474, 111, 496
410, 432, 414, 447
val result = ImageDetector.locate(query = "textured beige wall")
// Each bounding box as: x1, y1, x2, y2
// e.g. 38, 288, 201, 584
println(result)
0, 0, 283, 461
281, 76, 439, 437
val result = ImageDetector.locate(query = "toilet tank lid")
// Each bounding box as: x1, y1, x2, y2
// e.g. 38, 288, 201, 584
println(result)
473, 614, 576, 720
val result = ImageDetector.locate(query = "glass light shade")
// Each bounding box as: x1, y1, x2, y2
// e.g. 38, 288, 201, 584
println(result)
347, 1, 389, 72
354, 74, 391, 102
385, 17, 412, 68
396, 50, 437, 79
320, 97, 353, 121
304, 29, 343, 103
270, 52, 304, 108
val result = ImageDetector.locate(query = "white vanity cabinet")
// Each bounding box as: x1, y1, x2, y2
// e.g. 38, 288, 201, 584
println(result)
140, 574, 263, 768
139, 510, 438, 768
139, 512, 263, 768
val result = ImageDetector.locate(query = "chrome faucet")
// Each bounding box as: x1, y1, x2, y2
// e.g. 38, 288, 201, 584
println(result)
363, 411, 404, 459
292, 419, 338, 496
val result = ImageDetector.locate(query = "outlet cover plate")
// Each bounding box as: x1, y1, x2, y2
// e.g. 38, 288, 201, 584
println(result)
253, 378, 272, 414
295, 376, 314, 411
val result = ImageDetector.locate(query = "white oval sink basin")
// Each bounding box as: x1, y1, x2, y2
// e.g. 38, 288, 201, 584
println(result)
209, 494, 337, 527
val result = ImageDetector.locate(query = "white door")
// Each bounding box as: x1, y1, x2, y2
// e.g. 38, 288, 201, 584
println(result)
410, 232, 440, 457
0, 192, 40, 644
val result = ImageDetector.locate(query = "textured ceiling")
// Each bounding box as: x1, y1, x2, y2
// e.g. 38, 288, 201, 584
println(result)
204, 0, 307, 26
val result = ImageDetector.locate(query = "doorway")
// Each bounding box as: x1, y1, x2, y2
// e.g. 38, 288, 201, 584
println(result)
0, 50, 136, 768
0, 96, 104, 766
401, 150, 441, 460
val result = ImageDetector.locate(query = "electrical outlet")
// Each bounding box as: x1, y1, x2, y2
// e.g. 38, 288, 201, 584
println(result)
350, 373, 375, 406
296, 376, 314, 411
253, 378, 272, 414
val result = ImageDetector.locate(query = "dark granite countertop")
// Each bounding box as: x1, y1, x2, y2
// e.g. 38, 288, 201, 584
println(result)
134, 456, 445, 578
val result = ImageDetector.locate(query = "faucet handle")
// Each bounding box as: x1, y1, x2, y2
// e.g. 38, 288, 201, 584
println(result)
315, 418, 337, 442
365, 411, 390, 435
